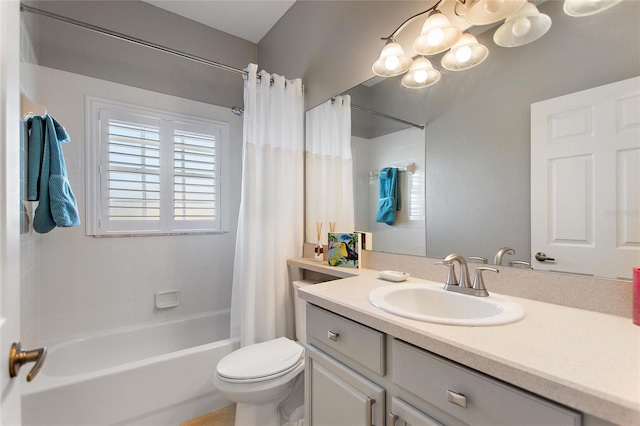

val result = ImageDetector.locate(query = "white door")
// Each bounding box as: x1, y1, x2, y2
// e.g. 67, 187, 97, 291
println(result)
531, 77, 640, 279
1, 1, 23, 424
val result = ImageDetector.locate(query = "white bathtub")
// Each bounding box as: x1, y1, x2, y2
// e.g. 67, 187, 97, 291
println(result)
22, 310, 240, 426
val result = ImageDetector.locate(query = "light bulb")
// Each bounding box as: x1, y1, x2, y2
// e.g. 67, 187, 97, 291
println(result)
455, 45, 472, 63
385, 55, 400, 71
413, 69, 428, 84
511, 16, 532, 36
484, 0, 504, 14
427, 28, 445, 46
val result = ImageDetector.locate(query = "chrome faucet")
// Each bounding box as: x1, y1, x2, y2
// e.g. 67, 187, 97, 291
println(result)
494, 247, 515, 265
437, 253, 498, 297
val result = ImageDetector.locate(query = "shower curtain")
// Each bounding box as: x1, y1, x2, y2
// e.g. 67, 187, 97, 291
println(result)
230, 64, 304, 347
305, 95, 354, 244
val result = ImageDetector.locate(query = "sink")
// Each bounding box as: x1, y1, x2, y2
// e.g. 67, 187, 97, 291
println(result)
368, 282, 525, 326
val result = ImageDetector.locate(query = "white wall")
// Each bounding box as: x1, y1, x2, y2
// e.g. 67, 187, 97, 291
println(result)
353, 127, 425, 256
21, 63, 242, 346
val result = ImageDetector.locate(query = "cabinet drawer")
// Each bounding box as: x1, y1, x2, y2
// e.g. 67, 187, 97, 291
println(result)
306, 304, 385, 375
393, 340, 581, 425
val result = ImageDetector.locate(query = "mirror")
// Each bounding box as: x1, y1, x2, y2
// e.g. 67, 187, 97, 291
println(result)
306, 0, 640, 279
352, 120, 426, 256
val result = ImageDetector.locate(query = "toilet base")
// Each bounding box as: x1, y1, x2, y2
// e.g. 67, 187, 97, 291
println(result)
234, 401, 281, 426
233, 374, 304, 426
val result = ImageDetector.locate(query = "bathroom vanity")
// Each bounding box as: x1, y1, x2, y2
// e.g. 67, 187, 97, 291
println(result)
288, 258, 640, 425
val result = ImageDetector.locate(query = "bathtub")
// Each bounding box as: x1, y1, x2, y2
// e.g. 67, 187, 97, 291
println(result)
22, 310, 240, 426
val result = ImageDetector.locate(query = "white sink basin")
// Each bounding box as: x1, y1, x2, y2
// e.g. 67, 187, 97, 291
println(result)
368, 282, 525, 326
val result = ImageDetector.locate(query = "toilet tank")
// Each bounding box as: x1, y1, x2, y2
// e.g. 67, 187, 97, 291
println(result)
293, 280, 319, 345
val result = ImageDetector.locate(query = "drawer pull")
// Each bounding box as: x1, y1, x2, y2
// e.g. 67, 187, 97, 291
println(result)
388, 412, 398, 425
447, 390, 467, 408
327, 330, 339, 342
365, 397, 374, 426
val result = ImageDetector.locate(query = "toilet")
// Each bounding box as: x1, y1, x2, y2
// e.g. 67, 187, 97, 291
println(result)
214, 280, 314, 426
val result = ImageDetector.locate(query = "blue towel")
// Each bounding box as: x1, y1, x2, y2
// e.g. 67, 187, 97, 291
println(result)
375, 167, 401, 225
27, 115, 80, 234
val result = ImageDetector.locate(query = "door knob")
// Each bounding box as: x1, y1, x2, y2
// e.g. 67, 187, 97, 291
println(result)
9, 341, 47, 382
535, 252, 555, 262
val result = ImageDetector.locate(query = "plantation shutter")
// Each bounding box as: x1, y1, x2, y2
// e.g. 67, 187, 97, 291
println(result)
99, 109, 162, 232
172, 124, 220, 230
93, 105, 222, 235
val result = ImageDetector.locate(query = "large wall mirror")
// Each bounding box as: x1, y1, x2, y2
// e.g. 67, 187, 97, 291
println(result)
306, 0, 640, 280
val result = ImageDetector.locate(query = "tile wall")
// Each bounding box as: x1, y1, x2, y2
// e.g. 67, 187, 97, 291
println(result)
20, 62, 243, 346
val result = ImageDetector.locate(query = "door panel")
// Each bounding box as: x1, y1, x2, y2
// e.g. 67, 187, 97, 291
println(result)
531, 77, 640, 279
1, 0, 23, 424
305, 345, 385, 426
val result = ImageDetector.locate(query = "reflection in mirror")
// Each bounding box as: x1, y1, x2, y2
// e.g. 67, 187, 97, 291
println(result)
352, 119, 426, 256
306, 0, 640, 279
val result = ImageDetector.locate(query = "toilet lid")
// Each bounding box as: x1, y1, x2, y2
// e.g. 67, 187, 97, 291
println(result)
217, 337, 304, 381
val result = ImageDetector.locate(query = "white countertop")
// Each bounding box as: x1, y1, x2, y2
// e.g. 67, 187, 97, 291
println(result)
290, 259, 640, 424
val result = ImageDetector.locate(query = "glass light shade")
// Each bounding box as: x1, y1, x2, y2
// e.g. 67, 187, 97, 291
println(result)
464, 0, 527, 25
563, 0, 623, 17
494, 2, 551, 47
401, 57, 441, 89
441, 33, 489, 71
413, 12, 462, 55
372, 41, 413, 77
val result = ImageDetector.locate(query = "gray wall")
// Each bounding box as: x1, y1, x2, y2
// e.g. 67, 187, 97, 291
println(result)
30, 0, 257, 108
259, 1, 432, 110
262, 0, 640, 263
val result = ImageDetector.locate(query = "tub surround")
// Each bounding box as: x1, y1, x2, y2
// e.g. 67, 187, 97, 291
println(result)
289, 257, 640, 425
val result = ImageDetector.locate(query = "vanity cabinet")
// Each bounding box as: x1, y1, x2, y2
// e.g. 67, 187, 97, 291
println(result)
392, 339, 581, 426
305, 304, 386, 425
306, 346, 385, 425
305, 303, 582, 426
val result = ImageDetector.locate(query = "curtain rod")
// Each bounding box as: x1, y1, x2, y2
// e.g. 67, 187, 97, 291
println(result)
20, 4, 249, 78
350, 103, 425, 130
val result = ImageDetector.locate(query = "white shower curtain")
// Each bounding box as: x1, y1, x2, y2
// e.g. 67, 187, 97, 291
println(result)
230, 64, 304, 347
305, 95, 354, 244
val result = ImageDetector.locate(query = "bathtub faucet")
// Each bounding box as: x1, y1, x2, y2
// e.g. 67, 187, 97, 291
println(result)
8, 341, 48, 382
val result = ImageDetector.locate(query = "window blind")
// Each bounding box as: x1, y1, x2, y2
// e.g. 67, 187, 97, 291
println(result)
88, 97, 228, 236
173, 130, 216, 221
107, 120, 161, 221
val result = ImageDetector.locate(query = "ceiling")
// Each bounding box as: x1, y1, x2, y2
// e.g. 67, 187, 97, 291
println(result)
141, 0, 296, 44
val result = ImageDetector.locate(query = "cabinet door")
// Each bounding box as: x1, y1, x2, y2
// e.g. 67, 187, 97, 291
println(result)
389, 398, 443, 426
306, 345, 385, 426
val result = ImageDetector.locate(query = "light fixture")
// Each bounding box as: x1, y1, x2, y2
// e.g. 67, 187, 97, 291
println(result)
461, 0, 527, 25
563, 0, 623, 17
401, 57, 441, 89
372, 39, 413, 77
493, 2, 551, 47
413, 10, 461, 55
441, 33, 489, 71
370, 0, 619, 89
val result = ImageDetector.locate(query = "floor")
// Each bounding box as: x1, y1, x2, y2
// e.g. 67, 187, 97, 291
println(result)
180, 405, 236, 426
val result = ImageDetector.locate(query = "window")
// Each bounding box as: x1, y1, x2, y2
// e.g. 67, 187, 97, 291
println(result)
86, 98, 229, 236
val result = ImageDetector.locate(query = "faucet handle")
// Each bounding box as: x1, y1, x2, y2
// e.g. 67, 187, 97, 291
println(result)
468, 256, 488, 264
509, 260, 531, 268
435, 261, 458, 286
472, 266, 499, 297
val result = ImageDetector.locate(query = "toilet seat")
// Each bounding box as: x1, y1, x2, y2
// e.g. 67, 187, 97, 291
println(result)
216, 337, 304, 384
